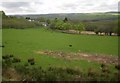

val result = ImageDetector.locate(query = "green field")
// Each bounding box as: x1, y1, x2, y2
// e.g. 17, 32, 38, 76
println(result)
2, 28, 118, 70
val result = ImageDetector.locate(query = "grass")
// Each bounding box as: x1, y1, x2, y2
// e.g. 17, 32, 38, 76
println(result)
2, 28, 119, 80
2, 28, 118, 68
2, 28, 118, 55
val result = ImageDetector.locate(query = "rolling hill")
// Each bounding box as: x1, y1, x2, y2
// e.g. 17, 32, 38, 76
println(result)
12, 12, 119, 21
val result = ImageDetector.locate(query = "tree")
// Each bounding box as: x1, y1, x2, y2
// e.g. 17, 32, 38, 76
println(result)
74, 23, 85, 34
46, 19, 51, 24
85, 24, 97, 31
1, 11, 7, 18
62, 22, 71, 30
49, 19, 63, 30
49, 18, 85, 33
39, 17, 46, 22
94, 28, 99, 35
63, 17, 68, 23
26, 17, 30, 20
54, 18, 58, 22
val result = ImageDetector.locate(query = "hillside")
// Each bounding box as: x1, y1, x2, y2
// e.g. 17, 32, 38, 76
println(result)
13, 12, 119, 21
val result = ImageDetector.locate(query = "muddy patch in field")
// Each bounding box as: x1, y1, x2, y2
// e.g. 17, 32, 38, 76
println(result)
36, 50, 118, 65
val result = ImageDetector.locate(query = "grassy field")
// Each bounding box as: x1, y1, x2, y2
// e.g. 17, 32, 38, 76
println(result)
2, 28, 118, 71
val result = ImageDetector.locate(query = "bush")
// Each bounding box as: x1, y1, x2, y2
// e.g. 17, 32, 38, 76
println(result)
2, 55, 10, 59
30, 61, 35, 65
100, 64, 110, 73
101, 63, 106, 68
2, 58, 12, 68
88, 68, 96, 77
115, 64, 120, 71
12, 57, 21, 63
28, 58, 34, 63
14, 65, 29, 75
9, 54, 14, 57
65, 67, 81, 75
28, 58, 35, 65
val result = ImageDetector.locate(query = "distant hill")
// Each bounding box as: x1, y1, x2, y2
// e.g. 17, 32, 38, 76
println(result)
12, 12, 119, 22
105, 11, 120, 13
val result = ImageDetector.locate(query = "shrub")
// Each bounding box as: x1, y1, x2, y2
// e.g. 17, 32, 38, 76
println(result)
12, 57, 21, 63
2, 55, 10, 59
28, 58, 35, 65
115, 64, 120, 71
2, 54, 15, 68
2, 54, 14, 60
65, 67, 81, 75
9, 54, 14, 57
88, 68, 96, 77
28, 58, 34, 63
101, 63, 106, 68
2, 58, 12, 68
101, 67, 110, 73
14, 65, 29, 75
30, 61, 35, 65
100, 63, 110, 73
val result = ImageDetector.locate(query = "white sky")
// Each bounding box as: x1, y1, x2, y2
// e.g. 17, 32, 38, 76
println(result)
0, 0, 119, 15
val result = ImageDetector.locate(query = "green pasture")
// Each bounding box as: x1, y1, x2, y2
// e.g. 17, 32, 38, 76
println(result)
2, 28, 118, 71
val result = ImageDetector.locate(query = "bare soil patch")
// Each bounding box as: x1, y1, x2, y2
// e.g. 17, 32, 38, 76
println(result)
36, 50, 118, 65
2, 68, 22, 81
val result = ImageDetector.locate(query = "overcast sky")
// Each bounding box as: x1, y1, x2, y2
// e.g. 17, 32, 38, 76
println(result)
0, 0, 119, 15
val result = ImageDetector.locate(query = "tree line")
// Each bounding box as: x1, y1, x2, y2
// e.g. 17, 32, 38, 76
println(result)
49, 17, 85, 34
84, 20, 119, 36
49, 17, 119, 36
1, 11, 119, 36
